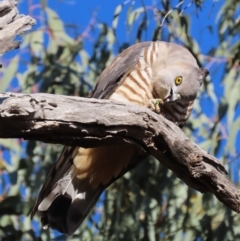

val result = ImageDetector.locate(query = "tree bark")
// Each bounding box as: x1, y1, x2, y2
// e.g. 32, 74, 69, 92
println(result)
0, 0, 36, 58
0, 92, 240, 214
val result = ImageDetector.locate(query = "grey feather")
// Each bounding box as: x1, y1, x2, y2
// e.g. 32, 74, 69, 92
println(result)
31, 146, 75, 218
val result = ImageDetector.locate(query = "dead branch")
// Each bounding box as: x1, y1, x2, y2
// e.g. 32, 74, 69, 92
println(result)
0, 92, 239, 213
0, 0, 36, 58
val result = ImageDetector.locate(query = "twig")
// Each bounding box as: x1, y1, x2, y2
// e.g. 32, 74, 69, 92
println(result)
0, 0, 36, 59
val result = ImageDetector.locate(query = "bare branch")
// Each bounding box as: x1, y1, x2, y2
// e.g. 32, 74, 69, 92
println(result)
0, 0, 36, 57
0, 92, 239, 213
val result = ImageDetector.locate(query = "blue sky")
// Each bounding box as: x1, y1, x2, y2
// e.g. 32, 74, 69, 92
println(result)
17, 0, 224, 54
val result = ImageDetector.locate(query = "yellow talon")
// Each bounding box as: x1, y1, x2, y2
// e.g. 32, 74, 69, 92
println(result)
148, 98, 163, 114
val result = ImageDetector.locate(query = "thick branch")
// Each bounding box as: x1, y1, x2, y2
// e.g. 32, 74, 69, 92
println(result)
0, 0, 36, 57
0, 92, 239, 213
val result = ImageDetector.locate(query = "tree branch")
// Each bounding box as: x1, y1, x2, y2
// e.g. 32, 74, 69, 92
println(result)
0, 92, 239, 213
0, 0, 36, 58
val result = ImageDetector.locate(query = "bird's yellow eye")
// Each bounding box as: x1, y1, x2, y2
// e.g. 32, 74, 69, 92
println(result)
175, 76, 183, 85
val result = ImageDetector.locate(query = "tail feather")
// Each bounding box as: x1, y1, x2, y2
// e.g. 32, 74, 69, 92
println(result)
38, 179, 103, 234
38, 166, 76, 212
66, 188, 102, 234
31, 146, 104, 234
32, 146, 76, 215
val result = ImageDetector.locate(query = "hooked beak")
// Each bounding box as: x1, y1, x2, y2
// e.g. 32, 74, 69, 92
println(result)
164, 88, 181, 103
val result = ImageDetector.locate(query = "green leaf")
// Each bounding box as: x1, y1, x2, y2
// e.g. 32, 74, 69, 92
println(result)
112, 4, 123, 31
45, 8, 73, 44
0, 196, 22, 215
0, 56, 19, 91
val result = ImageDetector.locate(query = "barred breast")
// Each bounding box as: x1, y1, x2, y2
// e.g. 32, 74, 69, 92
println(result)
161, 100, 194, 127
109, 42, 158, 105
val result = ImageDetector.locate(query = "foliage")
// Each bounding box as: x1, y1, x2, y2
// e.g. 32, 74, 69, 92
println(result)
0, 0, 239, 240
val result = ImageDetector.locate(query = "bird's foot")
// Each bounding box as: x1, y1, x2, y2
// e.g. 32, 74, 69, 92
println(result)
147, 98, 163, 114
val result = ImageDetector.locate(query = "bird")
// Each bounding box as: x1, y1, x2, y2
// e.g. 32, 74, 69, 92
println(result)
31, 41, 209, 234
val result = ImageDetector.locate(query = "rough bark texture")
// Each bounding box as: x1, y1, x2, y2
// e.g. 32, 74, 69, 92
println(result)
0, 0, 36, 59
0, 92, 240, 213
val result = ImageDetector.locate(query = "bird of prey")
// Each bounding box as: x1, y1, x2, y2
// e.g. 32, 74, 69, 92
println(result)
31, 41, 209, 234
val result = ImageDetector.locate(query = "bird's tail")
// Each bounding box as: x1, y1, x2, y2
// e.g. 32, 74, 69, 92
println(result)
31, 147, 103, 235
38, 172, 103, 234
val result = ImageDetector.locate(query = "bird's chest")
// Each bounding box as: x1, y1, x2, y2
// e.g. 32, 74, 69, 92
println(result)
109, 68, 153, 106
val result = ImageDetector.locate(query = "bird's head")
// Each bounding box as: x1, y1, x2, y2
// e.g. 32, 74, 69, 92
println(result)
152, 42, 209, 104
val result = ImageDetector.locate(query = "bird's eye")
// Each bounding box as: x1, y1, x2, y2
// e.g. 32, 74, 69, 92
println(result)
175, 76, 182, 85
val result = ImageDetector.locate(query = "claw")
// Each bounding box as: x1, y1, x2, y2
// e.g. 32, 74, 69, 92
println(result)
148, 98, 163, 114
